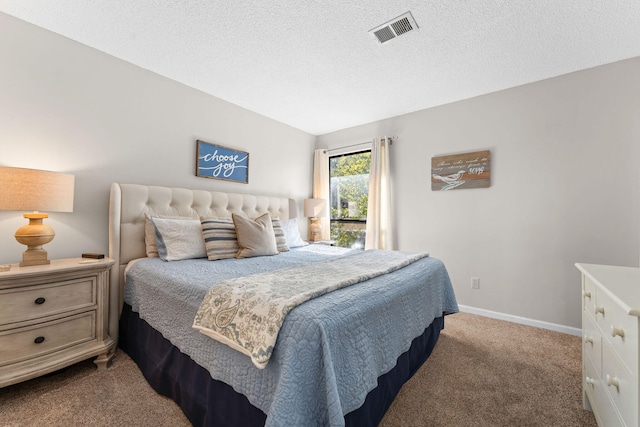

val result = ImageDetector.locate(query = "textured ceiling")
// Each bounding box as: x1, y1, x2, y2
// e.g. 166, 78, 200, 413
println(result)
1, 1, 640, 135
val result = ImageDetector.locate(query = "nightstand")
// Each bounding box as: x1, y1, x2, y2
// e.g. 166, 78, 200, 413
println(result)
309, 240, 336, 246
0, 258, 115, 388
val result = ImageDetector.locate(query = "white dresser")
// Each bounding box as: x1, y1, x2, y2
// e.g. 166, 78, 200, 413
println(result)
0, 258, 115, 388
576, 263, 640, 427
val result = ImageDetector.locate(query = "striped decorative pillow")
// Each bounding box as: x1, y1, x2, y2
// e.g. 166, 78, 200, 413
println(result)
201, 217, 240, 260
271, 218, 290, 253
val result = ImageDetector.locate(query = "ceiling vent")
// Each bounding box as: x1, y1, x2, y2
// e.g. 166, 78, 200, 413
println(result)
370, 12, 418, 44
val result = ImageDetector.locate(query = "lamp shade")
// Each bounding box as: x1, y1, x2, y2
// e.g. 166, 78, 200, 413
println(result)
304, 198, 326, 218
0, 167, 74, 212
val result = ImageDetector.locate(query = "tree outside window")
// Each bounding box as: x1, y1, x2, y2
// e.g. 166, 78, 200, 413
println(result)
329, 151, 370, 248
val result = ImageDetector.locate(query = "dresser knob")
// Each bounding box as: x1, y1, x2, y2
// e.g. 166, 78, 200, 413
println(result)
583, 336, 594, 345
594, 306, 605, 317
582, 291, 591, 299
34, 297, 46, 305
34, 336, 45, 344
585, 377, 597, 386
611, 326, 625, 339
605, 375, 620, 393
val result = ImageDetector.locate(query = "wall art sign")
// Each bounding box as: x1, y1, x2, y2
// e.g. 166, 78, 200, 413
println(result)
431, 150, 490, 191
196, 140, 249, 184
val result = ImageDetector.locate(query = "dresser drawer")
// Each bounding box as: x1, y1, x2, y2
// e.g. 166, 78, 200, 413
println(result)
583, 275, 597, 317
608, 305, 639, 376
584, 350, 624, 427
603, 343, 637, 427
0, 312, 96, 367
593, 285, 613, 331
582, 309, 602, 376
0, 278, 96, 325
596, 286, 640, 374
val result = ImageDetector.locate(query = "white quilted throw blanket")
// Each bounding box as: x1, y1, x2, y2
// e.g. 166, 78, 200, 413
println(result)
193, 249, 428, 369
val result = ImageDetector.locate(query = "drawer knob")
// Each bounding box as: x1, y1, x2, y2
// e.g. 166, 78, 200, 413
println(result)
585, 377, 597, 386
34, 336, 45, 344
605, 375, 620, 393
611, 326, 625, 339
594, 306, 605, 317
583, 336, 594, 345
34, 297, 46, 305
582, 291, 591, 299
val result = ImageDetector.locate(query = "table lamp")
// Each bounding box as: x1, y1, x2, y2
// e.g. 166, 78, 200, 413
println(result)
304, 198, 326, 242
0, 167, 75, 266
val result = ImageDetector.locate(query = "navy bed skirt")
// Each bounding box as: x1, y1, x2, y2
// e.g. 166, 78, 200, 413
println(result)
119, 304, 444, 426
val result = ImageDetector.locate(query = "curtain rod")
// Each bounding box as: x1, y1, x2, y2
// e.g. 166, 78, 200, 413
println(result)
324, 136, 397, 154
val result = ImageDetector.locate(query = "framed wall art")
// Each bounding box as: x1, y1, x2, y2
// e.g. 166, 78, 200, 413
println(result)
196, 139, 249, 184
431, 150, 490, 191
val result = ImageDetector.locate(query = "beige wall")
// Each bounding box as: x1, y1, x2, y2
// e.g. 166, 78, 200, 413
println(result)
318, 58, 640, 329
0, 13, 315, 264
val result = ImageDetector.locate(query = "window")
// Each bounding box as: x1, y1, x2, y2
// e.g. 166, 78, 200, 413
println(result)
329, 150, 371, 248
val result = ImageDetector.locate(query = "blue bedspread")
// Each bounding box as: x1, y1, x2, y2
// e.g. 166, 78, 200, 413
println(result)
124, 246, 458, 427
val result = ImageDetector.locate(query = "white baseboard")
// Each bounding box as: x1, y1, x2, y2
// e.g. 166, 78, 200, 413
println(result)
457, 305, 581, 336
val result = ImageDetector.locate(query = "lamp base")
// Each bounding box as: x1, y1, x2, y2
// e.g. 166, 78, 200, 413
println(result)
20, 248, 51, 267
15, 213, 55, 267
309, 217, 321, 242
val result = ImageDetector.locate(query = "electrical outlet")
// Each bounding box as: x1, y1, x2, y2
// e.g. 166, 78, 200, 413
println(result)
471, 277, 480, 289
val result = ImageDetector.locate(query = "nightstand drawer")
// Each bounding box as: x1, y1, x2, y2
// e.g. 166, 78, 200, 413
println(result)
0, 312, 95, 367
0, 277, 96, 325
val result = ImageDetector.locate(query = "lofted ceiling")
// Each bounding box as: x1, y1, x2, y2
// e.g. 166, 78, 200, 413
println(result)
1, 1, 639, 136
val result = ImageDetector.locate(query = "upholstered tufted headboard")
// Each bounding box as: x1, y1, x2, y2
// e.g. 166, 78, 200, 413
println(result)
107, 182, 298, 345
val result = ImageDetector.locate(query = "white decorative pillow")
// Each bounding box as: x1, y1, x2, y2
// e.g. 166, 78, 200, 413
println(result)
144, 213, 193, 257
232, 213, 278, 258
200, 217, 239, 261
271, 218, 290, 253
151, 217, 207, 261
281, 218, 308, 248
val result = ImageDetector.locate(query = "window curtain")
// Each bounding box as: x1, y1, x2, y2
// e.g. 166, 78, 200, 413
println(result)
365, 137, 393, 250
312, 149, 330, 241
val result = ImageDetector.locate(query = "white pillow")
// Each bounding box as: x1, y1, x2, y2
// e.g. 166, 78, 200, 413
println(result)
151, 217, 207, 261
144, 213, 192, 257
281, 218, 308, 248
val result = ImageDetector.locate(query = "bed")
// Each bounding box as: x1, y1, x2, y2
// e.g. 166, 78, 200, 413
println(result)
108, 183, 458, 426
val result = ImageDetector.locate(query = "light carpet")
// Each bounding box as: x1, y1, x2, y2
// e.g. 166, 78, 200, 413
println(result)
0, 312, 597, 426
